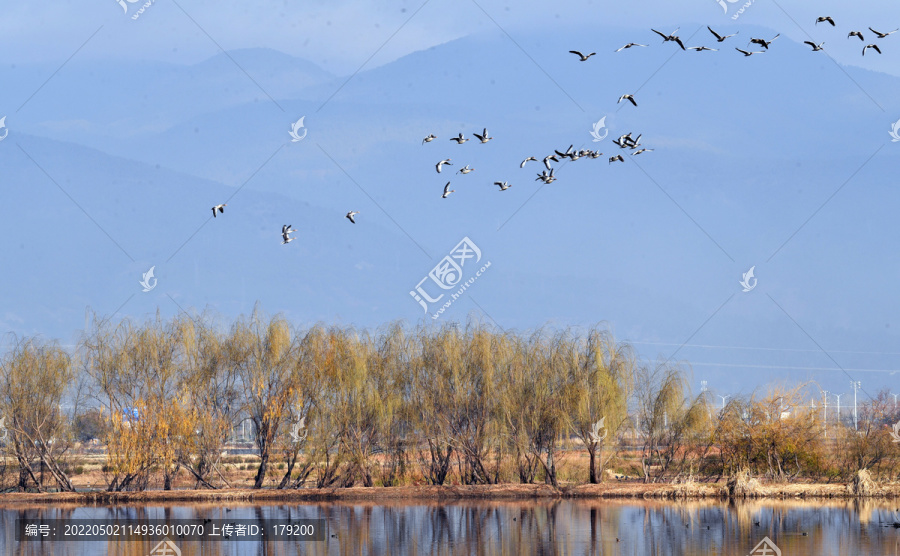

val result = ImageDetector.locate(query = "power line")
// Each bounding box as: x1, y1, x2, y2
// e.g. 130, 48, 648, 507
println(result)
687, 362, 899, 374
628, 340, 900, 357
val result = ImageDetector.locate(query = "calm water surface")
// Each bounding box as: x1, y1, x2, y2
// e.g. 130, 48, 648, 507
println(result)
1, 498, 899, 555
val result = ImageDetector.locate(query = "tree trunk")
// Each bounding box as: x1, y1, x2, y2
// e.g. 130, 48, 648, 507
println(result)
588, 445, 599, 484
253, 455, 268, 489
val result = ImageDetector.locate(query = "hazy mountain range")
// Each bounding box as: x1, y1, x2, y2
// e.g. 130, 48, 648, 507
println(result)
2, 23, 899, 398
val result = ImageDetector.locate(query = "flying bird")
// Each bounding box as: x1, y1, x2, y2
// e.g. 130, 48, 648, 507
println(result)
422, 134, 436, 144
436, 159, 452, 173
870, 27, 899, 38
281, 225, 297, 244
749, 34, 780, 49
520, 156, 537, 168
441, 182, 455, 198
618, 94, 637, 107
473, 128, 492, 143
609, 155, 624, 164
688, 46, 718, 52
631, 148, 653, 155
735, 48, 765, 56
543, 155, 559, 170
346, 211, 359, 224
804, 41, 825, 51
457, 165, 474, 174
815, 16, 835, 26
211, 204, 226, 218
651, 28, 686, 50
494, 181, 512, 191
555, 145, 575, 158
569, 50, 596, 61
707, 26, 738, 42
863, 43, 882, 55
536, 169, 556, 184
848, 31, 865, 41
450, 133, 469, 144
615, 42, 647, 52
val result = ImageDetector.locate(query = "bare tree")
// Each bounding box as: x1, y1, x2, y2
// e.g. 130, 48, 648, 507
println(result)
0, 337, 76, 492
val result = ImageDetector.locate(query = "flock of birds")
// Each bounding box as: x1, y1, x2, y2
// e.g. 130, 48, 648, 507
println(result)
424, 123, 651, 199
208, 18, 898, 236
210, 203, 360, 245
565, 21, 899, 58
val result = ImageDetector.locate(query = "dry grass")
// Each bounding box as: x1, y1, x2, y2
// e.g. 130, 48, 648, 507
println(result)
847, 469, 880, 497
727, 469, 762, 498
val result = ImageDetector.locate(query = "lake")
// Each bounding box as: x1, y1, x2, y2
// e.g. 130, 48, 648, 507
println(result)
1, 498, 899, 555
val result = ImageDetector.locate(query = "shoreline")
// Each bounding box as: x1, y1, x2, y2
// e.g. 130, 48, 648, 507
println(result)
1, 482, 898, 505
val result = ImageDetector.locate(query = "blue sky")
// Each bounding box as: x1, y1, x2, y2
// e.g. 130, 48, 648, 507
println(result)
1, 0, 900, 407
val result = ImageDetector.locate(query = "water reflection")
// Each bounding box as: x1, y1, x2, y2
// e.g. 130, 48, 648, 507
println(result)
1, 498, 899, 555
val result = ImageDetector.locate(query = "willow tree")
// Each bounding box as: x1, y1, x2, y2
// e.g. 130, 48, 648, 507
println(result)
370, 323, 412, 486
454, 323, 506, 484
0, 337, 76, 492
171, 315, 239, 488
839, 389, 900, 478
503, 331, 576, 487
82, 315, 188, 491
499, 333, 539, 484
744, 387, 825, 480
410, 324, 461, 485
319, 326, 392, 487
227, 309, 299, 489
275, 326, 318, 489
299, 326, 345, 488
634, 363, 707, 483
566, 328, 634, 483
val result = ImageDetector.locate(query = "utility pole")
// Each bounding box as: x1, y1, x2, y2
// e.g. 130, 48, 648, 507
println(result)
851, 380, 861, 431
822, 391, 828, 438
892, 393, 899, 411
701, 381, 709, 418
834, 393, 844, 427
